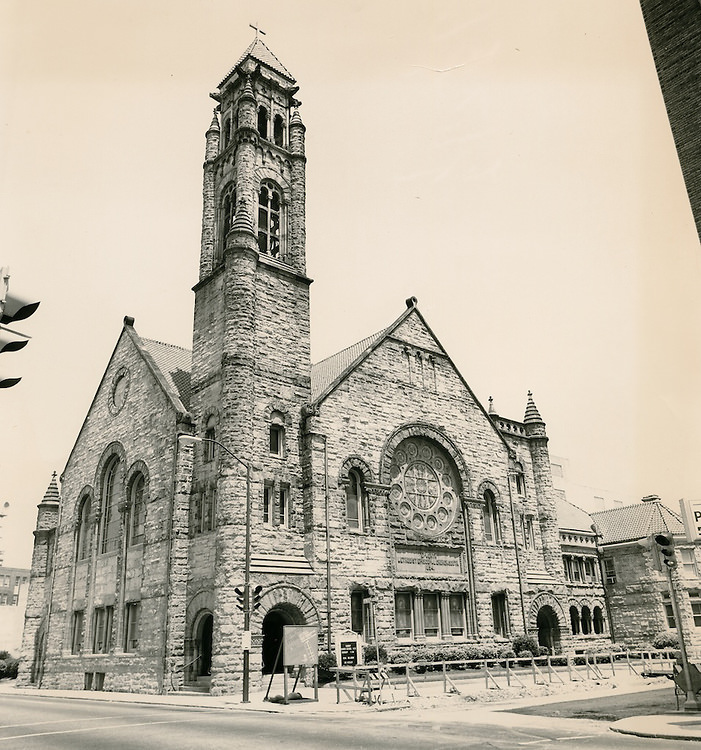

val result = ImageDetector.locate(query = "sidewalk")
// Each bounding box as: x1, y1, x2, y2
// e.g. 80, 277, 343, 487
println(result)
3, 674, 701, 741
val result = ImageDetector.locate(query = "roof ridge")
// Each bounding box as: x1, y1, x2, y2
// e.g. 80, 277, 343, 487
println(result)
141, 337, 192, 354
312, 328, 387, 368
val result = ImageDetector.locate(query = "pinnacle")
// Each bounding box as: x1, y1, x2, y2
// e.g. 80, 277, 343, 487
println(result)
523, 390, 544, 424
42, 472, 60, 503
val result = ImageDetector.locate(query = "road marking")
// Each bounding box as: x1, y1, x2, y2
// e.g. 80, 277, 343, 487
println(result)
1, 711, 167, 729
0, 716, 208, 742
555, 736, 597, 741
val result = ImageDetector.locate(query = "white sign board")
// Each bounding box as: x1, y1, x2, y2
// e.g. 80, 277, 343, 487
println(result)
680, 498, 701, 542
283, 625, 318, 667
334, 630, 364, 668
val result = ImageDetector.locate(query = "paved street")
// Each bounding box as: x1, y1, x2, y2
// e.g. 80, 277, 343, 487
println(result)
0, 693, 682, 749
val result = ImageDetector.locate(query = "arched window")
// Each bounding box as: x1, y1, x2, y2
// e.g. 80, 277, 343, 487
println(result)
76, 495, 92, 561
593, 606, 604, 635
269, 410, 285, 457
569, 605, 580, 635
273, 114, 284, 146
483, 489, 501, 543
222, 117, 231, 149
127, 473, 146, 546
257, 105, 268, 139
220, 187, 236, 255
581, 606, 592, 635
346, 469, 370, 532
100, 457, 121, 554
258, 182, 283, 258
513, 462, 526, 496
204, 415, 217, 463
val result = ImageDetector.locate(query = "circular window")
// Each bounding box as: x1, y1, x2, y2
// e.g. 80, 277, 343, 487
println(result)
390, 438, 459, 537
109, 368, 130, 415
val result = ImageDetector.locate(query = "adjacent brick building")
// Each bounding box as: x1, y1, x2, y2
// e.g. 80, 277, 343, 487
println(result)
19, 37, 612, 696
592, 497, 701, 656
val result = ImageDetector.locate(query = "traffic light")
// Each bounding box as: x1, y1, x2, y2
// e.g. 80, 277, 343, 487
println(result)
252, 585, 263, 610
655, 532, 678, 569
0, 267, 40, 388
234, 587, 245, 611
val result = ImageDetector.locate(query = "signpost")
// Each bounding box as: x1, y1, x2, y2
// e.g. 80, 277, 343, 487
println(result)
335, 630, 364, 668
680, 499, 701, 542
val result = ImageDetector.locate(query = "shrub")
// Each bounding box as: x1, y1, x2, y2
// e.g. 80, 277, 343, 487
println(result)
515, 650, 533, 659
653, 632, 680, 650
363, 644, 387, 664
511, 634, 539, 657
0, 657, 19, 680
537, 646, 550, 657
317, 652, 336, 671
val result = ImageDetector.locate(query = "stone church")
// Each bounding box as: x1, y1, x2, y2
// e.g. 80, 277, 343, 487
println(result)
19, 37, 609, 695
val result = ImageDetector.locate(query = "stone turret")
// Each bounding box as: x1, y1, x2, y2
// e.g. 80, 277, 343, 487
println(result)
524, 393, 563, 577
17, 473, 60, 686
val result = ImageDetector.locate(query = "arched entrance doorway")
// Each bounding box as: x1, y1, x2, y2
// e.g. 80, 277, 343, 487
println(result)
537, 605, 561, 654
194, 612, 213, 677
261, 604, 306, 674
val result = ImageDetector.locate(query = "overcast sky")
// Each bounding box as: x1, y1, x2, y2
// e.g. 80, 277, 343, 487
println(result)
1, 1, 699, 568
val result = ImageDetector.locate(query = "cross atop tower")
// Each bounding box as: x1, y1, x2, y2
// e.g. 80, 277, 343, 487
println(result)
249, 23, 266, 39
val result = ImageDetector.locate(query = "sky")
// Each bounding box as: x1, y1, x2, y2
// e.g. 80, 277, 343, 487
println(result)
0, 1, 699, 568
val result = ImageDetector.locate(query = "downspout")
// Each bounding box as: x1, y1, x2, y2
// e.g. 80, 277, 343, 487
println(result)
507, 473, 528, 633
461, 499, 478, 634
322, 434, 332, 653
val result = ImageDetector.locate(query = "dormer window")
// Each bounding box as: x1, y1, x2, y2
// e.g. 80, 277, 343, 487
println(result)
258, 182, 283, 258
257, 106, 268, 139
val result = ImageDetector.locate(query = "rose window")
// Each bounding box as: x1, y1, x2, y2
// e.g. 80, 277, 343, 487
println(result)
389, 438, 459, 537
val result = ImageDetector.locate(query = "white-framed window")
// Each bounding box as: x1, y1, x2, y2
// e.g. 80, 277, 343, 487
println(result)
395, 592, 414, 639
204, 416, 217, 463
423, 593, 441, 638
124, 601, 141, 653
491, 592, 510, 637
71, 610, 84, 654
393, 591, 468, 640
483, 489, 501, 543
100, 457, 121, 554
346, 470, 370, 532
351, 590, 375, 642
269, 410, 285, 457
92, 606, 113, 654
263, 483, 274, 526
279, 485, 290, 528
127, 473, 146, 546
663, 595, 676, 629
448, 593, 466, 636
681, 548, 698, 577
76, 495, 92, 561
690, 592, 701, 628
258, 181, 284, 258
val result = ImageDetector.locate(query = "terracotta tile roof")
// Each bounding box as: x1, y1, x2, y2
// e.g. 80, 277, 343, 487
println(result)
590, 500, 685, 545
219, 37, 295, 87
141, 338, 192, 410
310, 329, 387, 402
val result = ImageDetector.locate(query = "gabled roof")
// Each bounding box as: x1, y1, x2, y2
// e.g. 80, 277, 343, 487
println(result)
591, 500, 685, 545
140, 338, 192, 411
557, 497, 594, 533
311, 328, 387, 402
219, 37, 295, 87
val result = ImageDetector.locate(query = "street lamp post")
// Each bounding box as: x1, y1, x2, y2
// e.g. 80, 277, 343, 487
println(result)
178, 433, 253, 703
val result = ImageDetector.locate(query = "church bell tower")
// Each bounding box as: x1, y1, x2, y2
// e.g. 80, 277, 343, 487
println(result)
188, 36, 312, 691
